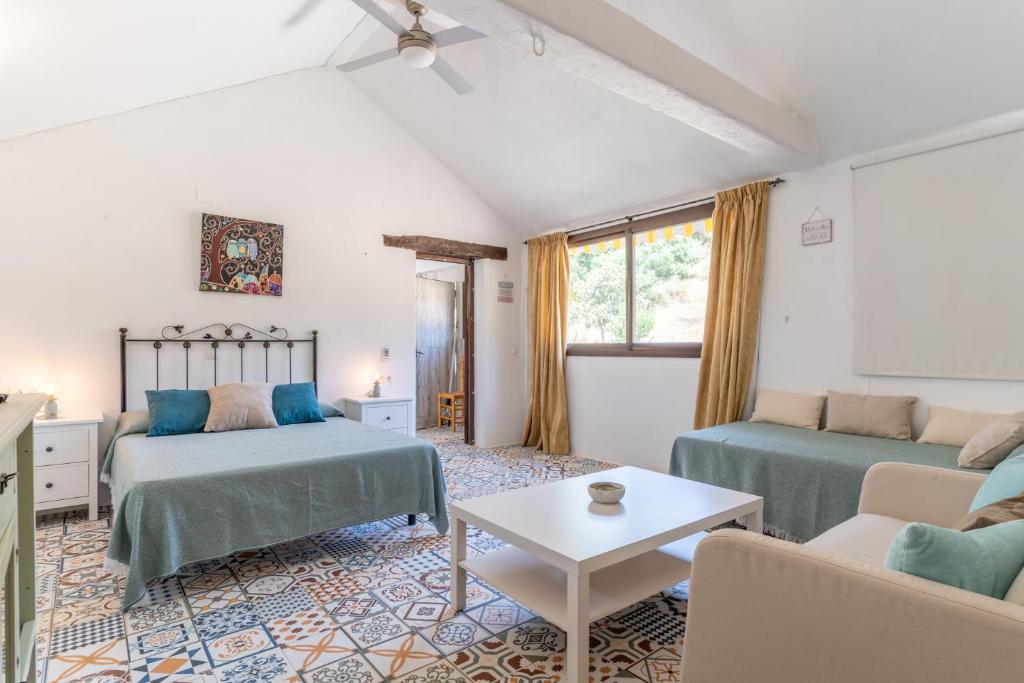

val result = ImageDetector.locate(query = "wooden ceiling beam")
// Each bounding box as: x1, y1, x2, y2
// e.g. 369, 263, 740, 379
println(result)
383, 234, 508, 260
422, 0, 821, 169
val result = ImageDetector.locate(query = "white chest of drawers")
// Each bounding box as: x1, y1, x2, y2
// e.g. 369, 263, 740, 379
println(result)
32, 413, 102, 521
343, 397, 414, 436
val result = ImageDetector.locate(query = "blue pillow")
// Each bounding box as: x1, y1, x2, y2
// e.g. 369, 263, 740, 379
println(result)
272, 383, 326, 425
145, 389, 210, 437
970, 446, 1024, 510
884, 520, 1024, 599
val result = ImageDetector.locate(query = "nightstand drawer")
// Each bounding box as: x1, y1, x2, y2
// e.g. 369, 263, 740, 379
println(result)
35, 463, 89, 503
34, 428, 90, 466
365, 404, 408, 430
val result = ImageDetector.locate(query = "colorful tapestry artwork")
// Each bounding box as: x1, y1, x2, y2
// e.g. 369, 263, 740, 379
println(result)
200, 213, 284, 296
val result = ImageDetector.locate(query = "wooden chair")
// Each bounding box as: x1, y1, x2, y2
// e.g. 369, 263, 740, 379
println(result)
438, 359, 465, 432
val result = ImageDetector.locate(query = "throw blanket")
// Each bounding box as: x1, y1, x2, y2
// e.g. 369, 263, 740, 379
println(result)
670, 421, 983, 542
103, 416, 448, 608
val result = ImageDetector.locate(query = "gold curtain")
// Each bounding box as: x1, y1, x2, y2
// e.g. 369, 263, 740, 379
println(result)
694, 180, 769, 429
521, 232, 571, 454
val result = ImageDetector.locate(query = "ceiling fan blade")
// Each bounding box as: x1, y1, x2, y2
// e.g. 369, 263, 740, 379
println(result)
347, 0, 409, 37
430, 57, 474, 95
432, 25, 487, 48
284, 0, 324, 27
336, 48, 400, 72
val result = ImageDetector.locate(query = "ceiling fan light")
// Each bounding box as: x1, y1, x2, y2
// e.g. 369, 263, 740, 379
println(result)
398, 30, 438, 68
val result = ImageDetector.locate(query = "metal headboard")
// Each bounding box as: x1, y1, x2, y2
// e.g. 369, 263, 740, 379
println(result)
119, 323, 318, 412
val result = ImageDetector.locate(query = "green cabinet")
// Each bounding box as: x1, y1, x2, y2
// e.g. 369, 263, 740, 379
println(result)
0, 394, 44, 683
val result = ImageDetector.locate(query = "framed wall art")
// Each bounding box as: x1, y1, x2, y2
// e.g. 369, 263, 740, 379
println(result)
199, 213, 283, 296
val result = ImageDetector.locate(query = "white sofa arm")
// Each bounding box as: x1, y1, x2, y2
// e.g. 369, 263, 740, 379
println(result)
858, 462, 987, 526
682, 530, 1024, 683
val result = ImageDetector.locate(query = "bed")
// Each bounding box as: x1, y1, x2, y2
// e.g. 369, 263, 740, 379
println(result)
106, 323, 448, 608
669, 421, 988, 542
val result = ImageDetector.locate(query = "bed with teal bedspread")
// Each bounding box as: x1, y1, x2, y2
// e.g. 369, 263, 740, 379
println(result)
102, 417, 448, 608
669, 421, 991, 543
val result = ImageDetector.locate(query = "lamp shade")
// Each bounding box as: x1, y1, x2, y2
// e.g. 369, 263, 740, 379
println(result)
399, 42, 436, 68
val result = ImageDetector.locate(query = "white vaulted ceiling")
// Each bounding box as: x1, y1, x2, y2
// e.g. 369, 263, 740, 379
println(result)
605, 0, 1024, 159
342, 29, 777, 231
0, 0, 365, 141
3, 0, 1024, 231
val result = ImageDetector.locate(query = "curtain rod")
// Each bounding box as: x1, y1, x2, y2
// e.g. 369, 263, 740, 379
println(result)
524, 177, 785, 244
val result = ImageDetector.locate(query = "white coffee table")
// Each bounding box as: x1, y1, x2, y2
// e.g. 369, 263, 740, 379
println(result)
449, 466, 762, 682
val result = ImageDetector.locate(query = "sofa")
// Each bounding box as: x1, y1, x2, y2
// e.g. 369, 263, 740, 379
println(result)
680, 462, 1024, 683
670, 421, 979, 542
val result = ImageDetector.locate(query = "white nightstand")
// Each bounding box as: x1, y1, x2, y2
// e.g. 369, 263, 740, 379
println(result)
33, 413, 103, 521
343, 397, 414, 436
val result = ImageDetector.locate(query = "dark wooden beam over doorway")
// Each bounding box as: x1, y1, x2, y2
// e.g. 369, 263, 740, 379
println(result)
383, 234, 508, 261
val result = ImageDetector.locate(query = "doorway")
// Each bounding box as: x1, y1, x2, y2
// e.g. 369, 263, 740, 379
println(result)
415, 255, 474, 443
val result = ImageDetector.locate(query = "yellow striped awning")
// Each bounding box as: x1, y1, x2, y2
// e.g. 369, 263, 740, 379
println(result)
569, 219, 711, 256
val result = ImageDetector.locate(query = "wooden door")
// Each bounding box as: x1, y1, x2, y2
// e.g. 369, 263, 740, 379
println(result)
415, 278, 456, 430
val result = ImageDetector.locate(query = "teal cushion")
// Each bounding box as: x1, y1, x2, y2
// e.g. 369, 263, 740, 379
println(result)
272, 383, 326, 425
884, 520, 1024, 599
145, 389, 210, 437
971, 446, 1024, 510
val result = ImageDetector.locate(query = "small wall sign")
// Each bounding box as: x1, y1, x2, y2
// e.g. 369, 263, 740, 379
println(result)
802, 218, 833, 246
497, 281, 514, 303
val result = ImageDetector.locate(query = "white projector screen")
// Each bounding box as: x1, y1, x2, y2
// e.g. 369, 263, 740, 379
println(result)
853, 129, 1024, 380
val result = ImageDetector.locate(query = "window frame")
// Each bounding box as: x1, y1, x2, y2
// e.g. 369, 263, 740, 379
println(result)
566, 203, 714, 359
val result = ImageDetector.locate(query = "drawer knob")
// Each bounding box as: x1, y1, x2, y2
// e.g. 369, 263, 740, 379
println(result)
45, 482, 53, 489
45, 446, 54, 453
385, 416, 391, 421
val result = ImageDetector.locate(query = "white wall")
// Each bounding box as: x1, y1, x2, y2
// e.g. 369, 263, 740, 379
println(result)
567, 357, 699, 472
475, 259, 526, 447
0, 68, 524, 450
759, 158, 1024, 433
567, 136, 1024, 470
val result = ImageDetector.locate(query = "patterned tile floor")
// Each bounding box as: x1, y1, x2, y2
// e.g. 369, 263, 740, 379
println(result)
34, 428, 688, 683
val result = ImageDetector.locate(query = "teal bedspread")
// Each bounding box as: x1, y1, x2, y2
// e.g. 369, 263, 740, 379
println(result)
104, 418, 448, 608
669, 421, 984, 543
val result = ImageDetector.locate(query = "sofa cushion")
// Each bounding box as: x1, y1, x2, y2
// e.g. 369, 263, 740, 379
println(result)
918, 405, 1003, 447
825, 391, 917, 440
805, 513, 910, 565
959, 419, 1024, 469
971, 447, 1024, 510
749, 389, 825, 430
884, 520, 1024, 599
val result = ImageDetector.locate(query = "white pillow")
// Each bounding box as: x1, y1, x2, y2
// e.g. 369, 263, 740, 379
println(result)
749, 389, 825, 430
205, 383, 278, 432
958, 419, 1024, 469
918, 405, 1003, 447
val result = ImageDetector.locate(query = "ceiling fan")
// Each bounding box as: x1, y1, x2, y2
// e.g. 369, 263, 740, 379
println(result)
289, 0, 486, 95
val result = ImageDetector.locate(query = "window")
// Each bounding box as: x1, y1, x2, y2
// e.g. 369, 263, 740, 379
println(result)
567, 204, 714, 357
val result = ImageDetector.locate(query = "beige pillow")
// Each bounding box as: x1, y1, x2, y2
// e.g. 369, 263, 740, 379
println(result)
749, 389, 824, 430
824, 391, 916, 440
958, 419, 1024, 469
918, 405, 1003, 447
205, 383, 278, 432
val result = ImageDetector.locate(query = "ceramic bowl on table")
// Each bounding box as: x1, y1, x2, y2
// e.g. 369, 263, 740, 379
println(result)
588, 481, 625, 505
